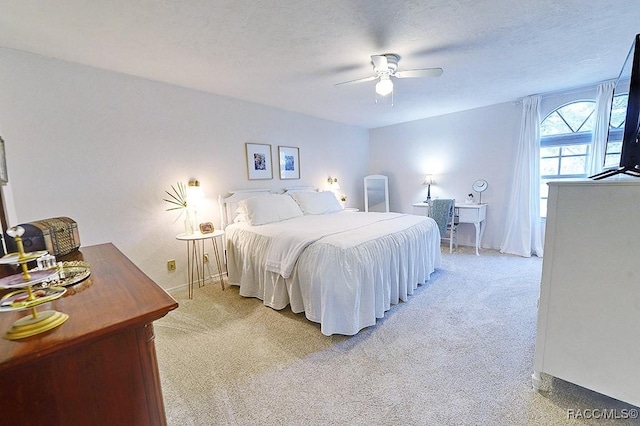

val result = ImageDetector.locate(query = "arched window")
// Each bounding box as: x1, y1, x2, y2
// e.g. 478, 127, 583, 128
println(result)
539, 95, 629, 218
539, 101, 595, 217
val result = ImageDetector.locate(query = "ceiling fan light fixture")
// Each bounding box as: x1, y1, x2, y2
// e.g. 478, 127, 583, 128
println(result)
375, 76, 393, 96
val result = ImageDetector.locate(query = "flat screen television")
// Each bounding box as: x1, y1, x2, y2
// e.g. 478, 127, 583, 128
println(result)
591, 33, 640, 180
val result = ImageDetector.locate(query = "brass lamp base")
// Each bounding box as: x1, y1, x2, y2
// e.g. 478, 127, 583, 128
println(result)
4, 310, 69, 340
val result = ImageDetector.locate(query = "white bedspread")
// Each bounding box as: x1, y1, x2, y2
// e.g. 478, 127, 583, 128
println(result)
225, 211, 441, 335
264, 212, 410, 279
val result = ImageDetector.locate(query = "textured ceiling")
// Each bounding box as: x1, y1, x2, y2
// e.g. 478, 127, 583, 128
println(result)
0, 1, 638, 129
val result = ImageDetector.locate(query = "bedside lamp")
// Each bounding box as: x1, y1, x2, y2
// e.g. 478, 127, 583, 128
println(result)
327, 177, 341, 191
423, 175, 434, 203
187, 179, 203, 233
187, 179, 203, 207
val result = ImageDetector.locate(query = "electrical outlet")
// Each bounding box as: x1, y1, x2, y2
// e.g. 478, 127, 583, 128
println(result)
167, 259, 176, 271
203, 253, 210, 263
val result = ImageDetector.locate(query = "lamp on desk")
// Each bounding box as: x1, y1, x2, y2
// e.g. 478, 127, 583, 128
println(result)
423, 174, 434, 203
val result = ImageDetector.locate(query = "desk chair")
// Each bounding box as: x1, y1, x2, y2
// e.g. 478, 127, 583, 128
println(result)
428, 199, 458, 253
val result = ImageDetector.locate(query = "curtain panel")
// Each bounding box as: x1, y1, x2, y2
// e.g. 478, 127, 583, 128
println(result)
588, 80, 616, 176
500, 95, 544, 258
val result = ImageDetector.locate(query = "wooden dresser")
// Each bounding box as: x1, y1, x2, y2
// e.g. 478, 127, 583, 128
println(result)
0, 243, 178, 425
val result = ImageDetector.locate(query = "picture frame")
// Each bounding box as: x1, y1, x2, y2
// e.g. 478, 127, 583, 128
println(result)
278, 146, 300, 180
245, 143, 273, 180
199, 222, 214, 234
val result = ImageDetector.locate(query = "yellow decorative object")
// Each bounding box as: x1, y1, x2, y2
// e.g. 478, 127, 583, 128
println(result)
4, 309, 68, 340
0, 226, 69, 340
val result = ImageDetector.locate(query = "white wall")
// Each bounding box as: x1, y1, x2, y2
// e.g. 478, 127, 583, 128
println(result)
540, 86, 596, 119
369, 102, 522, 250
0, 48, 369, 290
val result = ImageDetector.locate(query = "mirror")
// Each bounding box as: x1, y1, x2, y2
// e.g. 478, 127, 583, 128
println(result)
364, 175, 389, 212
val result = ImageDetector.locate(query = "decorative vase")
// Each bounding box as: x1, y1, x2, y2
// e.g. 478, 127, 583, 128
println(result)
184, 210, 194, 235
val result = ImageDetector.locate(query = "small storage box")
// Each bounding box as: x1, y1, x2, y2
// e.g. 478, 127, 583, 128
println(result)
5, 217, 80, 256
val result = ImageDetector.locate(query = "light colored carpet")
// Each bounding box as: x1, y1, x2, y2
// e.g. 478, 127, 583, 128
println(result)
154, 246, 640, 425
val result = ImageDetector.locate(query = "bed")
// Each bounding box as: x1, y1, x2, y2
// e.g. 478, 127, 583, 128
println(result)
220, 189, 442, 336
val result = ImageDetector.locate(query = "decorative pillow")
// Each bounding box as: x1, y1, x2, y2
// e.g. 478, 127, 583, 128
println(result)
290, 191, 343, 215
233, 212, 247, 223
237, 194, 303, 225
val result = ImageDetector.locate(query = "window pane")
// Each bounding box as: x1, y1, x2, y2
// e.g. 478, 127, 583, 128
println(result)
562, 144, 588, 155
581, 112, 595, 132
540, 182, 549, 198
560, 156, 586, 175
604, 138, 623, 168
541, 112, 571, 136
540, 198, 548, 219
610, 94, 628, 128
557, 102, 595, 132
604, 154, 620, 168
541, 157, 559, 175
607, 141, 622, 153
540, 146, 560, 156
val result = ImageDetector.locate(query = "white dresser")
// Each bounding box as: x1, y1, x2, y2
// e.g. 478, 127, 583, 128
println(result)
532, 180, 640, 407
412, 202, 487, 255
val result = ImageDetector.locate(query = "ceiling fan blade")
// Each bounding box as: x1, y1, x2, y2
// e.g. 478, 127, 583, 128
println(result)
334, 75, 378, 86
395, 68, 443, 78
371, 55, 388, 72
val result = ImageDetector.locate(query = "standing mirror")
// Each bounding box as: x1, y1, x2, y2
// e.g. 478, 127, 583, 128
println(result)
364, 175, 389, 212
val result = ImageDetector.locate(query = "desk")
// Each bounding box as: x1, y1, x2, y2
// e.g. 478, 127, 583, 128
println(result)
0, 243, 178, 425
176, 230, 225, 298
412, 202, 487, 255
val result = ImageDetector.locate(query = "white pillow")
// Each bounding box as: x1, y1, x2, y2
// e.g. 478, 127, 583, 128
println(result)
233, 211, 247, 223
290, 191, 343, 215
237, 194, 303, 225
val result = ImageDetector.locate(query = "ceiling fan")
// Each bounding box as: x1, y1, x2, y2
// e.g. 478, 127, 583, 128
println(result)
335, 53, 443, 97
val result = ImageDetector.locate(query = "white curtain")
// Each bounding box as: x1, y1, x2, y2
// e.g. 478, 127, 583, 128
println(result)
500, 95, 544, 258
588, 80, 616, 176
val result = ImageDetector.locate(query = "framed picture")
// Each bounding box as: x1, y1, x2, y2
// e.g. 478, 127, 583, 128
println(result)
278, 146, 300, 180
245, 143, 273, 180
199, 222, 214, 234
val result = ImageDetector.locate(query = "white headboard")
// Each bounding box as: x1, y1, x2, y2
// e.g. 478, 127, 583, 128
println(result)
283, 186, 315, 192
218, 189, 272, 229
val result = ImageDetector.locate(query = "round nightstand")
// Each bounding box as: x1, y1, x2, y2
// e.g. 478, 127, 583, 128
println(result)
175, 230, 225, 298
